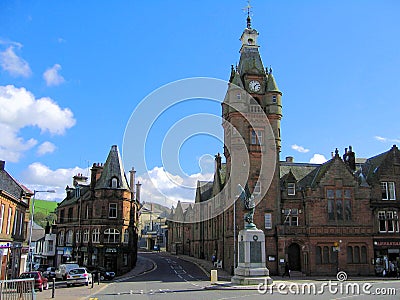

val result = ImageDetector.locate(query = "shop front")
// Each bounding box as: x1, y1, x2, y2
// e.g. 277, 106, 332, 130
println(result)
373, 239, 400, 276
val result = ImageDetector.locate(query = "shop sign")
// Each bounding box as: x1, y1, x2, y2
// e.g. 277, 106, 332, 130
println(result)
374, 240, 400, 247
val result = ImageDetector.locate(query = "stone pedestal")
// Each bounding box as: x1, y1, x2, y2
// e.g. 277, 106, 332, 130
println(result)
231, 229, 273, 285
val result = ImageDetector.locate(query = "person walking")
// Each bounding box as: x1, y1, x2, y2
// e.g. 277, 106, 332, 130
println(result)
282, 262, 290, 278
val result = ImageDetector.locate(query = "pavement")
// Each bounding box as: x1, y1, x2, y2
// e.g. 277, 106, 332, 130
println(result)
35, 254, 156, 300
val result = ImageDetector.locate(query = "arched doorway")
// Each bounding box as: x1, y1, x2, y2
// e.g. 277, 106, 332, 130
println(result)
288, 243, 301, 271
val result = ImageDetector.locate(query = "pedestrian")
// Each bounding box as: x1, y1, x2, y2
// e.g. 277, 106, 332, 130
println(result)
282, 262, 290, 278
211, 254, 216, 266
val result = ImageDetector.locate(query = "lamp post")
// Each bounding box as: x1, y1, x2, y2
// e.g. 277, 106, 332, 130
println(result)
28, 189, 55, 271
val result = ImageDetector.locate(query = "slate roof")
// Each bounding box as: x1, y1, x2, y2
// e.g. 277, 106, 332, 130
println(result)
196, 181, 214, 202
58, 185, 90, 208
238, 47, 265, 76
267, 71, 281, 94
0, 161, 33, 200
95, 145, 130, 190
280, 161, 320, 182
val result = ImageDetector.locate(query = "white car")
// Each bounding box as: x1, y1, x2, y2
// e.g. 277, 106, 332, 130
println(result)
55, 263, 80, 280
66, 268, 92, 287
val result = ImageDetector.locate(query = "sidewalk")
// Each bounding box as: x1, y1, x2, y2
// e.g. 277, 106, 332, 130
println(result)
36, 254, 155, 300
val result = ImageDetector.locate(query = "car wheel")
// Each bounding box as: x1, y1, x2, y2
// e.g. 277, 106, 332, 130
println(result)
66, 283, 71, 287
85, 282, 89, 286
100, 275, 104, 281
39, 285, 43, 292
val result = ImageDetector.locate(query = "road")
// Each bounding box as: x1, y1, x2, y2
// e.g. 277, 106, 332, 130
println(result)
88, 252, 399, 300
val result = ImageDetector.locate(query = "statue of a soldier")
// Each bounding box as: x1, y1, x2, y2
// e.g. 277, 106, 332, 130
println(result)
237, 183, 257, 229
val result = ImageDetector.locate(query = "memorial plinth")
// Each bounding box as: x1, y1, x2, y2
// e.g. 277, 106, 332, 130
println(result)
231, 228, 273, 285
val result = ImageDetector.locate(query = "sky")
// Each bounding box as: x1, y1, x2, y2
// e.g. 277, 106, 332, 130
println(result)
0, 0, 399, 206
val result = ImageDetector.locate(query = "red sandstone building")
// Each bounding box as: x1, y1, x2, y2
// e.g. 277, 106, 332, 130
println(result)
168, 16, 400, 276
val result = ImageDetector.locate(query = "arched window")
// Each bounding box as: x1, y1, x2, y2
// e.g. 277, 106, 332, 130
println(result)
354, 246, 360, 263
361, 246, 367, 264
76, 230, 81, 243
58, 231, 64, 246
323, 246, 329, 264
347, 246, 353, 263
66, 230, 73, 245
92, 228, 100, 243
111, 178, 118, 188
316, 246, 322, 264
83, 229, 89, 243
104, 228, 120, 243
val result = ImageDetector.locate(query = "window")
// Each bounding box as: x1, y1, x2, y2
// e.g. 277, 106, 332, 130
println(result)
236, 92, 241, 100
76, 230, 81, 243
13, 210, 18, 235
381, 182, 396, 200
83, 229, 89, 242
251, 129, 263, 145
254, 181, 261, 195
59, 209, 65, 224
58, 231, 64, 245
85, 205, 89, 219
272, 95, 277, 103
378, 211, 399, 232
19, 212, 23, 236
0, 204, 4, 234
287, 183, 295, 196
47, 240, 54, 253
6, 207, 12, 234
264, 213, 272, 229
347, 245, 368, 264
109, 203, 117, 218
316, 246, 322, 264
323, 246, 329, 264
326, 189, 352, 221
92, 228, 100, 243
104, 228, 120, 243
283, 209, 298, 226
123, 229, 129, 244
111, 178, 118, 188
66, 230, 73, 245
68, 207, 73, 222
75, 186, 80, 198
123, 254, 128, 266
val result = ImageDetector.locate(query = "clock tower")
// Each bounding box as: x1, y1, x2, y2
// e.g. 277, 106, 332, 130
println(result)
222, 12, 282, 273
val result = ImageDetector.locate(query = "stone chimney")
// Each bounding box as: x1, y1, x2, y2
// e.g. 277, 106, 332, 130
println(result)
73, 173, 88, 187
285, 156, 294, 163
0, 160, 4, 170
90, 163, 104, 190
136, 181, 141, 203
129, 167, 136, 200
215, 153, 222, 170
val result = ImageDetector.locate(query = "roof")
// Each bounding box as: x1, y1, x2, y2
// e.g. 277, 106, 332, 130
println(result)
58, 185, 90, 208
196, 181, 213, 203
238, 47, 265, 76
280, 161, 319, 182
95, 145, 130, 190
267, 71, 281, 94
0, 161, 33, 200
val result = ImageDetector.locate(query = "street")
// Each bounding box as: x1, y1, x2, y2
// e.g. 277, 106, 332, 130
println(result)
37, 252, 400, 300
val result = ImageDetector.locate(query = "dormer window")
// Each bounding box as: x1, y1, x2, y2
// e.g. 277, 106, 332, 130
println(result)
287, 183, 296, 196
381, 182, 396, 200
111, 177, 118, 188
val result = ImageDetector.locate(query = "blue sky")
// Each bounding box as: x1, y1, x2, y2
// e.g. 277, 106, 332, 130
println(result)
0, 1, 399, 205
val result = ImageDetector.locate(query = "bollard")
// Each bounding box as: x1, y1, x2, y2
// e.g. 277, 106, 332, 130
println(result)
52, 278, 55, 298
98, 272, 100, 285
91, 273, 94, 288
210, 270, 218, 284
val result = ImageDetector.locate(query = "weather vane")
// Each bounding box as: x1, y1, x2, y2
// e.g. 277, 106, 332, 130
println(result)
242, 0, 253, 29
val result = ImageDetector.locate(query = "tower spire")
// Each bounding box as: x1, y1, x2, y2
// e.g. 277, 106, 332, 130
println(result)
244, 0, 252, 29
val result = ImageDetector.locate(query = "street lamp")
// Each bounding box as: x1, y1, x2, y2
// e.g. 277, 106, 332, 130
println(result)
28, 189, 55, 271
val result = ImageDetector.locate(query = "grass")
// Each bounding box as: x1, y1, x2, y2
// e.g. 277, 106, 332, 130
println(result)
33, 199, 58, 216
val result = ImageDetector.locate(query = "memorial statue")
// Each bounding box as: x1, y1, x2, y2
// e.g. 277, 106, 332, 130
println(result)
238, 183, 256, 229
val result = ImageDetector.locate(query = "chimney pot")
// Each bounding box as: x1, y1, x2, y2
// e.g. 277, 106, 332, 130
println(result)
285, 156, 294, 163
0, 160, 4, 170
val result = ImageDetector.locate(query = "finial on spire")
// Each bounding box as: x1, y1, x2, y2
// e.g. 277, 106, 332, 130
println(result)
243, 0, 252, 29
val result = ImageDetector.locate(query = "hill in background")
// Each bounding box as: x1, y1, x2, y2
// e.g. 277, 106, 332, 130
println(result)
33, 199, 58, 228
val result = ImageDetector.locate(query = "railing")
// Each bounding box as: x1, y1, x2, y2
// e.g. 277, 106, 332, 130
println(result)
0, 278, 36, 300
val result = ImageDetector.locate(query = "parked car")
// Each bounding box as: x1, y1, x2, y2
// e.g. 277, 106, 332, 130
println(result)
43, 267, 56, 280
66, 268, 92, 287
33, 264, 49, 272
86, 266, 115, 281
55, 263, 80, 280
19, 271, 48, 292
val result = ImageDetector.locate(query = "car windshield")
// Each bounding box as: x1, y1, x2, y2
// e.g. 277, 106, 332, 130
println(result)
20, 273, 38, 279
69, 268, 86, 275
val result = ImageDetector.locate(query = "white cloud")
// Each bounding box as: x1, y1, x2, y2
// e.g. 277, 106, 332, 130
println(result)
137, 166, 214, 207
0, 85, 76, 162
374, 136, 400, 143
309, 154, 328, 164
0, 46, 32, 77
291, 144, 310, 153
22, 163, 88, 201
43, 64, 65, 86
37, 141, 56, 156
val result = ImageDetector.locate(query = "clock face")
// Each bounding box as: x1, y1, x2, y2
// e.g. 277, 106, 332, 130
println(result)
249, 80, 261, 92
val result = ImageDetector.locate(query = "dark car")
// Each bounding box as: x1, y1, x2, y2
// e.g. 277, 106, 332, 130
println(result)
33, 264, 49, 272
43, 267, 56, 279
19, 271, 49, 292
86, 266, 115, 281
